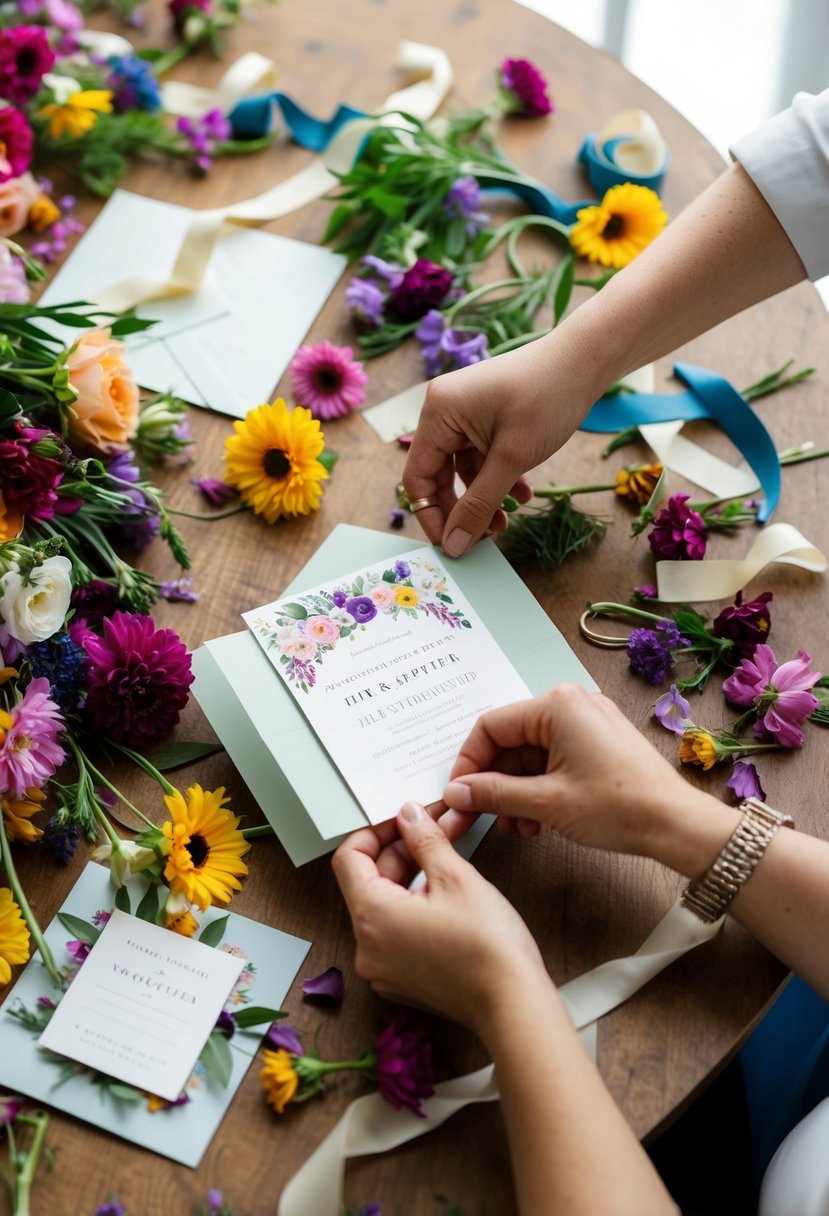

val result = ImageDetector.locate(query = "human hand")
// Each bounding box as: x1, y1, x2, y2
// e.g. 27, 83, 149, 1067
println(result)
402, 328, 603, 557
442, 684, 729, 873
332, 802, 547, 1037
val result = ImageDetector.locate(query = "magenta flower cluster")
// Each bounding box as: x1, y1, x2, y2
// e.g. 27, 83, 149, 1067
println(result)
345, 255, 454, 329
0, 107, 33, 183
648, 494, 707, 561
500, 57, 554, 118
0, 26, 55, 104
0, 425, 62, 524
722, 643, 821, 748
176, 108, 230, 173
372, 1018, 435, 1118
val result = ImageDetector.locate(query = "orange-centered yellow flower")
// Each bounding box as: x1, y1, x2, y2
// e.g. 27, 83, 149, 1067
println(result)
678, 729, 720, 771
38, 90, 113, 140
2, 787, 47, 844
162, 784, 250, 912
615, 461, 663, 505
570, 183, 667, 269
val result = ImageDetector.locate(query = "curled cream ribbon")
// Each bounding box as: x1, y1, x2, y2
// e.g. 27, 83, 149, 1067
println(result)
277, 901, 721, 1216
656, 522, 827, 602
93, 41, 452, 312
160, 51, 279, 119
595, 109, 668, 178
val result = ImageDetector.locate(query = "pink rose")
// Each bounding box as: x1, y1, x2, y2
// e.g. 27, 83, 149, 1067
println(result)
0, 171, 39, 238
305, 615, 340, 645
368, 585, 395, 611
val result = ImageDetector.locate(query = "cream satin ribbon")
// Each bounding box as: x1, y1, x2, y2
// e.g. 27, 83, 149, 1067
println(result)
277, 901, 721, 1216
160, 50, 279, 118
93, 41, 452, 312
595, 109, 668, 178
656, 522, 827, 602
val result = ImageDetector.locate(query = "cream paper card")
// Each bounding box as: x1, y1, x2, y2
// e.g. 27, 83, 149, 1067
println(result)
242, 549, 530, 825
38, 908, 245, 1102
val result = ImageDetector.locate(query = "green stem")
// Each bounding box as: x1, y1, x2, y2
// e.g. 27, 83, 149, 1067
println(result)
74, 746, 156, 831
111, 744, 174, 796
241, 824, 275, 840
534, 483, 617, 498
11, 1110, 49, 1216
65, 738, 121, 847
585, 601, 672, 626
489, 328, 550, 357
779, 445, 829, 467
0, 815, 61, 988
167, 504, 250, 522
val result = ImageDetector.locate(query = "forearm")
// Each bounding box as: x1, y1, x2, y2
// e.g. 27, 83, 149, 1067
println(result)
479, 971, 676, 1216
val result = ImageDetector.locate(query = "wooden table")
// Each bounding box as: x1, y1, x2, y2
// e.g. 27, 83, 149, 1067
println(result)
13, 1, 829, 1212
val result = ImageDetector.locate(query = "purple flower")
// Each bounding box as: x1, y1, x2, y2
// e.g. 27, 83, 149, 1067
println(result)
214, 1010, 235, 1039
372, 1019, 435, 1117
169, 0, 211, 29
66, 938, 91, 963
648, 495, 707, 561
0, 26, 55, 104
500, 57, 553, 118
41, 815, 80, 864
723, 644, 821, 749
444, 175, 489, 235
0, 1096, 23, 1125
653, 684, 691, 734
95, 1204, 127, 1216
0, 677, 65, 799
725, 761, 766, 803
160, 577, 200, 603
192, 476, 236, 507
106, 53, 161, 113
394, 560, 411, 579
266, 1020, 304, 1054
361, 254, 402, 283
0, 243, 29, 304
415, 309, 489, 377
389, 507, 406, 529
345, 277, 385, 328
302, 965, 344, 1001
177, 108, 230, 174
626, 621, 688, 685
82, 612, 195, 748
634, 584, 658, 600
442, 327, 489, 370
106, 451, 160, 550
332, 588, 347, 608
388, 259, 453, 322
345, 596, 377, 625
36, 995, 56, 1009
712, 591, 772, 661
68, 580, 121, 637
285, 656, 316, 688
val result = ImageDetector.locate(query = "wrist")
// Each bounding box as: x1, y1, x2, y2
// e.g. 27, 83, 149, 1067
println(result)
475, 960, 568, 1056
646, 786, 743, 880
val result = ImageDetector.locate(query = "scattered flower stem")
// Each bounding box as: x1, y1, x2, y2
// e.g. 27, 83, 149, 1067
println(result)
168, 505, 251, 522
5, 1109, 50, 1216
0, 816, 61, 989
110, 743, 175, 797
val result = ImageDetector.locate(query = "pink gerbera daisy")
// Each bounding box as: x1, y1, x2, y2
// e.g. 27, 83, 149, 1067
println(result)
289, 341, 368, 421
0, 677, 65, 798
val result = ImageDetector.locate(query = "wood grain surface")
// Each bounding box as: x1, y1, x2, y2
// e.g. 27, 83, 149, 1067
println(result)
11, 1, 829, 1213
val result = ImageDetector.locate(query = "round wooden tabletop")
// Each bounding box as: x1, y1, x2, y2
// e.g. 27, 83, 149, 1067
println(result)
13, 1, 829, 1213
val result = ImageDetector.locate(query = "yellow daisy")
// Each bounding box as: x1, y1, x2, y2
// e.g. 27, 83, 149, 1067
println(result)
615, 461, 663, 505
37, 90, 113, 140
678, 730, 720, 771
0, 888, 31, 987
2, 787, 47, 845
162, 785, 250, 912
394, 586, 419, 608
165, 907, 199, 938
223, 398, 328, 523
260, 1048, 299, 1113
570, 183, 667, 269
29, 193, 61, 233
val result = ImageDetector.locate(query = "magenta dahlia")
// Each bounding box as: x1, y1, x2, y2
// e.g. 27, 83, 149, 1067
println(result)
0, 427, 63, 525
388, 259, 453, 322
82, 612, 194, 747
648, 494, 707, 561
0, 27, 55, 105
500, 57, 553, 118
0, 108, 33, 183
0, 677, 66, 798
371, 1018, 435, 1117
289, 340, 368, 420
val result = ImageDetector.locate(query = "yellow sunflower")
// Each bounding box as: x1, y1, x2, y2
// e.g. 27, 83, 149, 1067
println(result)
37, 90, 113, 140
223, 398, 328, 523
260, 1048, 299, 1113
394, 586, 419, 608
570, 183, 668, 269
0, 888, 31, 987
161, 785, 251, 913
678, 730, 720, 771
2, 787, 47, 845
615, 461, 663, 505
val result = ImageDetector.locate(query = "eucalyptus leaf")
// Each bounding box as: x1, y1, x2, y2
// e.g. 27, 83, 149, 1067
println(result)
199, 1031, 233, 1088
198, 915, 229, 947
57, 914, 101, 946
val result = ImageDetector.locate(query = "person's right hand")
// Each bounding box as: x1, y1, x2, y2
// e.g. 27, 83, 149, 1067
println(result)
441, 684, 739, 877
402, 329, 602, 557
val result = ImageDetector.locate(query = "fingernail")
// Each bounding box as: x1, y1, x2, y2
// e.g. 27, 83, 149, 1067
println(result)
444, 781, 473, 809
444, 528, 471, 558
399, 801, 426, 824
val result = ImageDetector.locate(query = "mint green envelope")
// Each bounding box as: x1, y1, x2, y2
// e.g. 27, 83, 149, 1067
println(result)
191, 525, 597, 865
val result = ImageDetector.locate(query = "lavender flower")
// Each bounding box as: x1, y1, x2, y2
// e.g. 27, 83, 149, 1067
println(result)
266, 1021, 304, 1054
415, 309, 489, 377
177, 108, 231, 173
444, 175, 489, 235
725, 761, 766, 802
192, 476, 236, 507
346, 596, 377, 625
302, 965, 344, 1001
160, 577, 200, 603
653, 684, 692, 734
389, 507, 406, 529
626, 620, 688, 684
345, 277, 385, 328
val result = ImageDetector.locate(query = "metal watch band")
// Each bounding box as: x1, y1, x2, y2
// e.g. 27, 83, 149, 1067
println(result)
681, 797, 794, 924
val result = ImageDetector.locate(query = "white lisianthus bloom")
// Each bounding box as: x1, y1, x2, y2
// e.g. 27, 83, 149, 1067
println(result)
0, 556, 73, 644
91, 839, 158, 888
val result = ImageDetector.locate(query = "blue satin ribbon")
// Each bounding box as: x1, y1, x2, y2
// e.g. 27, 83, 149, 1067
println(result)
228, 93, 593, 224
581, 362, 780, 523
578, 133, 669, 195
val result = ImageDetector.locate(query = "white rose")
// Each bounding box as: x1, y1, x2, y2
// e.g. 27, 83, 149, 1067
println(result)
0, 556, 73, 644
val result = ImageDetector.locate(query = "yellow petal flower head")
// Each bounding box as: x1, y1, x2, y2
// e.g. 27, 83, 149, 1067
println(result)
394, 586, 419, 608
570, 183, 668, 269
161, 784, 250, 913
37, 90, 113, 140
260, 1048, 299, 1113
2, 787, 47, 844
223, 398, 328, 523
0, 887, 30, 986
678, 729, 721, 771
615, 461, 663, 505
165, 907, 199, 938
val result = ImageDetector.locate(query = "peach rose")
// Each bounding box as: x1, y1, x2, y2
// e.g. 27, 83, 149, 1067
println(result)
0, 171, 40, 238
65, 328, 139, 453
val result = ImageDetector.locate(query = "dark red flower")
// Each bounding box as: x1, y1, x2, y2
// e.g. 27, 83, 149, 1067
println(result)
500, 57, 553, 118
388, 259, 453, 322
648, 494, 707, 561
0, 107, 33, 182
0, 427, 62, 525
0, 27, 55, 105
712, 591, 772, 661
69, 580, 122, 638
372, 1019, 435, 1118
82, 611, 194, 747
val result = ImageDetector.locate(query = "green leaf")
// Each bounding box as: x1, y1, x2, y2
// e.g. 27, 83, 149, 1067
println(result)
115, 885, 132, 914
809, 708, 829, 726
279, 602, 308, 621
552, 254, 575, 324
199, 1031, 233, 1088
198, 915, 229, 948
232, 1006, 286, 1029
318, 448, 339, 473
322, 202, 358, 244
135, 884, 161, 924
57, 914, 101, 946
106, 1082, 144, 1103
146, 740, 225, 772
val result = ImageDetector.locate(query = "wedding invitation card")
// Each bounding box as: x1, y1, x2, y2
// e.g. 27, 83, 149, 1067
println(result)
243, 550, 531, 824
0, 863, 310, 1166
38, 909, 245, 1102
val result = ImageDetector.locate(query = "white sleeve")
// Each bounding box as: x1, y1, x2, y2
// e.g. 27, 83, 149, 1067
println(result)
759, 1095, 829, 1216
730, 88, 829, 281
